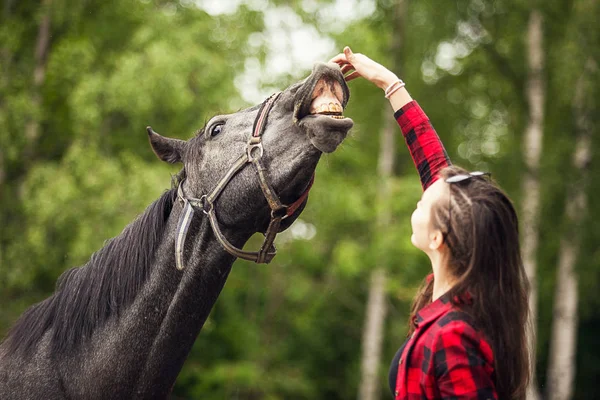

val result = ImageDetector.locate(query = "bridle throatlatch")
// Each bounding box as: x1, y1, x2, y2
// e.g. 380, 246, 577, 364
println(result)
174, 92, 314, 269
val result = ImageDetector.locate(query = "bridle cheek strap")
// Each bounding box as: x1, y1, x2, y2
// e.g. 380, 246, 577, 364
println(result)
175, 201, 195, 271
174, 92, 314, 269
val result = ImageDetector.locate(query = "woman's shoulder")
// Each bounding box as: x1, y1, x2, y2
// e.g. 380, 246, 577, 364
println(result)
430, 307, 494, 362
433, 305, 482, 337
436, 306, 476, 329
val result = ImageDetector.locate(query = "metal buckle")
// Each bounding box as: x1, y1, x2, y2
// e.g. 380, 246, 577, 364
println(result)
271, 206, 288, 219
247, 142, 264, 162
200, 195, 211, 214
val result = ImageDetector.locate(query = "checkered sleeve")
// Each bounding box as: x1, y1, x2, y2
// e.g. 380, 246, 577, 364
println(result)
433, 317, 498, 399
394, 101, 451, 191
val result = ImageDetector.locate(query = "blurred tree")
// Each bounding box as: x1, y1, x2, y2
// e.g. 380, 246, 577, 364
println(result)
547, 56, 595, 400
545, 0, 599, 393
522, 8, 545, 400
358, 1, 406, 400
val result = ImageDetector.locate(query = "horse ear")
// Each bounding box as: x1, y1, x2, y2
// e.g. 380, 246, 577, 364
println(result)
147, 126, 185, 164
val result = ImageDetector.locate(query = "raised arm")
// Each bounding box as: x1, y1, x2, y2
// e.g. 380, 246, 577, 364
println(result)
393, 101, 451, 191
330, 47, 451, 191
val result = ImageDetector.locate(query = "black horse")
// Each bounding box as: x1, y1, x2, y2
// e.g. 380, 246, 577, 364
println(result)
0, 63, 353, 399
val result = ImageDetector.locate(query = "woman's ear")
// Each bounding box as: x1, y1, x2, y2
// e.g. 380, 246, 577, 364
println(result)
428, 229, 445, 251
147, 126, 186, 164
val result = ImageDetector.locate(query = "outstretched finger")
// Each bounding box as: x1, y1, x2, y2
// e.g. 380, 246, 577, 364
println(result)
344, 71, 361, 82
329, 53, 348, 65
340, 64, 354, 74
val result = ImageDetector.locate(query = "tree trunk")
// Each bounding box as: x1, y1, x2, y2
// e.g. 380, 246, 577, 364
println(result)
358, 2, 405, 399
546, 58, 596, 400
23, 0, 52, 164
358, 115, 394, 400
522, 9, 544, 400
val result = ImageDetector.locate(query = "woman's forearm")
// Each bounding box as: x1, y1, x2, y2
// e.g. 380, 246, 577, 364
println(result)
378, 75, 414, 112
388, 87, 413, 112
375, 74, 414, 112
391, 93, 452, 191
378, 76, 451, 191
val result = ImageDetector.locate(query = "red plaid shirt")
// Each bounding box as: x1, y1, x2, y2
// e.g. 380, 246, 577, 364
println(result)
392, 102, 498, 399
394, 101, 451, 191
393, 291, 497, 399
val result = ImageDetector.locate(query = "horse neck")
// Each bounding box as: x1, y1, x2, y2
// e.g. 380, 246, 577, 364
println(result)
73, 199, 252, 398
134, 203, 251, 396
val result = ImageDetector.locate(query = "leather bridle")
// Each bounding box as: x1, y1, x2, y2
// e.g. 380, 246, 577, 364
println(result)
174, 92, 314, 269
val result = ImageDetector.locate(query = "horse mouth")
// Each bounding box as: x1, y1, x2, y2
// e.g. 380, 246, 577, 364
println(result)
294, 63, 353, 153
295, 72, 349, 122
306, 78, 347, 119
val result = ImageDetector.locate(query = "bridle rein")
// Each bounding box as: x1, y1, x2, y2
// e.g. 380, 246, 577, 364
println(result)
174, 92, 314, 269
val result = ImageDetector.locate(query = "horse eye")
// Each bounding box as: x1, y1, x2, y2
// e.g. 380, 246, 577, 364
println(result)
210, 123, 223, 137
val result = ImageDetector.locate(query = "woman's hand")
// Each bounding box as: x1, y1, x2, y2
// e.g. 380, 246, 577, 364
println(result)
330, 46, 414, 112
329, 46, 399, 90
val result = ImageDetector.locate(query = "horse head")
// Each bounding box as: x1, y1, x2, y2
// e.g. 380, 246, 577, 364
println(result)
148, 62, 353, 263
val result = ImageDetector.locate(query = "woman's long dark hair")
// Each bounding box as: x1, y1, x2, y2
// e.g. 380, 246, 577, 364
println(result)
408, 166, 530, 399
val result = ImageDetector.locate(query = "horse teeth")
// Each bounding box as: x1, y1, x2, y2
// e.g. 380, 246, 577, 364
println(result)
313, 103, 341, 113
309, 101, 344, 118
328, 103, 342, 113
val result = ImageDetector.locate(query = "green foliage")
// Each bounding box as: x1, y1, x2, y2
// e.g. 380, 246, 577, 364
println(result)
5, 142, 173, 292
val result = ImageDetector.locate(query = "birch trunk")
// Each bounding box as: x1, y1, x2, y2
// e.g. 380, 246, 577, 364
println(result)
358, 115, 394, 400
521, 10, 544, 400
546, 58, 596, 400
358, 2, 405, 398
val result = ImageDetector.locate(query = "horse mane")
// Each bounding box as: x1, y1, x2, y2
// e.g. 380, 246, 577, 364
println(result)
1, 188, 178, 357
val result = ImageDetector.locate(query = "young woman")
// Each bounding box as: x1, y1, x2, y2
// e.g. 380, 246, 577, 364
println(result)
330, 47, 530, 399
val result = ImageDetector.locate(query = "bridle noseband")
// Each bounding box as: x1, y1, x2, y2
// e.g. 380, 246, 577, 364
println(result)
174, 92, 314, 269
